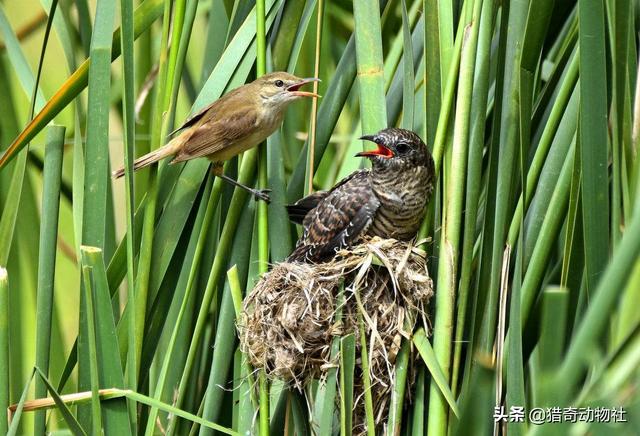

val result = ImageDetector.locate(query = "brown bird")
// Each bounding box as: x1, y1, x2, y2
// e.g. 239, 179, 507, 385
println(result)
113, 72, 319, 201
287, 128, 435, 263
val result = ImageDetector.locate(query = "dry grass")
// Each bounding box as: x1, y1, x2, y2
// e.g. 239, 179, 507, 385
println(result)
239, 237, 433, 431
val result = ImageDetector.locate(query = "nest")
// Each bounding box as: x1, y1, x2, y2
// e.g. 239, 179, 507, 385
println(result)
239, 237, 433, 433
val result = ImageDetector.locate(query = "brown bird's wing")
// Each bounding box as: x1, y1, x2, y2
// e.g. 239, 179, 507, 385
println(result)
286, 191, 329, 224
168, 102, 214, 137
286, 169, 369, 224
171, 107, 258, 163
168, 86, 245, 137
288, 170, 380, 263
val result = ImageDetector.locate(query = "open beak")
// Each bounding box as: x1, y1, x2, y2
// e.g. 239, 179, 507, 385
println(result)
356, 135, 394, 158
287, 78, 321, 98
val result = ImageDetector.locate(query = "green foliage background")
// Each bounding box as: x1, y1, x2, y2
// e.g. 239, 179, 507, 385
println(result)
1, 0, 640, 434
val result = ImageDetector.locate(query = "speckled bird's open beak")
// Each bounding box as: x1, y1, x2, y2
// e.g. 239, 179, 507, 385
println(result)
356, 135, 394, 158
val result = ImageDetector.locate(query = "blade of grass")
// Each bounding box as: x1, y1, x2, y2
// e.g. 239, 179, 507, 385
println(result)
81, 247, 130, 434
125, 389, 239, 435
386, 339, 410, 436
506, 55, 579, 246
7, 368, 35, 436
505, 249, 525, 436
255, 1, 270, 434
303, 0, 323, 195
290, 390, 310, 436
423, 0, 441, 144
519, 142, 575, 325
267, 129, 293, 262
578, 0, 610, 292
452, 361, 493, 436
340, 334, 356, 436
117, 0, 138, 429
194, 0, 280, 109
33, 125, 65, 435
0, 5, 46, 107
284, 0, 319, 72
431, 5, 466, 169
383, 0, 421, 95
357, 310, 375, 436
400, 0, 414, 130
353, 0, 387, 134
34, 367, 87, 436
385, 9, 424, 127
315, 285, 343, 435
132, 0, 175, 400
0, 267, 8, 435
413, 328, 460, 417
81, 264, 104, 435
436, 0, 454, 83
533, 286, 569, 405
410, 367, 426, 435
229, 266, 258, 434
200, 0, 229, 83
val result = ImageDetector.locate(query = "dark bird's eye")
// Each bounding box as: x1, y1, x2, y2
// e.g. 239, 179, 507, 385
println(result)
275, 79, 284, 87
396, 142, 409, 153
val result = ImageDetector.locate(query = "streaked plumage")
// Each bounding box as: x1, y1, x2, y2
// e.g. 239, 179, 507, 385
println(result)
287, 128, 435, 263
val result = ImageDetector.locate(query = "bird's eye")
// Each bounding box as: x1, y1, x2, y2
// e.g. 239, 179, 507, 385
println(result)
396, 142, 409, 153
275, 80, 284, 87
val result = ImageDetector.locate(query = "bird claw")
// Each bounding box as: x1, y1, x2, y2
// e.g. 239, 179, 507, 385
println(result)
251, 189, 272, 203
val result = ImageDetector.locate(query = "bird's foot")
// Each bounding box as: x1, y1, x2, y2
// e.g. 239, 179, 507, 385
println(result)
250, 188, 272, 203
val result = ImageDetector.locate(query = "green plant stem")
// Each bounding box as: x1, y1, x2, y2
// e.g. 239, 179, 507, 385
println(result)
0, 267, 8, 435
386, 340, 409, 435
451, 0, 495, 394
133, 0, 172, 386
118, 2, 138, 431
340, 334, 356, 436
427, 2, 479, 433
353, 0, 387, 133
81, 264, 103, 436
33, 125, 65, 435
578, 0, 610, 293
358, 311, 375, 436
256, 0, 270, 434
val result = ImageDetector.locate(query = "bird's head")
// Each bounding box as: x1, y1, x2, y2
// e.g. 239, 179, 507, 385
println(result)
255, 72, 320, 109
356, 128, 431, 170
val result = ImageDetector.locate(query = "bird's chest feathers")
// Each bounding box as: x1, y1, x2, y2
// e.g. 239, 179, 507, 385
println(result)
373, 167, 428, 210
256, 102, 286, 132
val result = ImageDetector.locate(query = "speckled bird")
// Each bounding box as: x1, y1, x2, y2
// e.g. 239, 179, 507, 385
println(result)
113, 72, 319, 202
287, 128, 435, 263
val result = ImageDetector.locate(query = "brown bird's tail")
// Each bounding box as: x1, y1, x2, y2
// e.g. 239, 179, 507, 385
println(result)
112, 137, 182, 179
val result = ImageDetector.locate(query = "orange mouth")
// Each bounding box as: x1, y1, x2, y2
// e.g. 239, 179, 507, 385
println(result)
287, 78, 321, 98
355, 143, 394, 158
